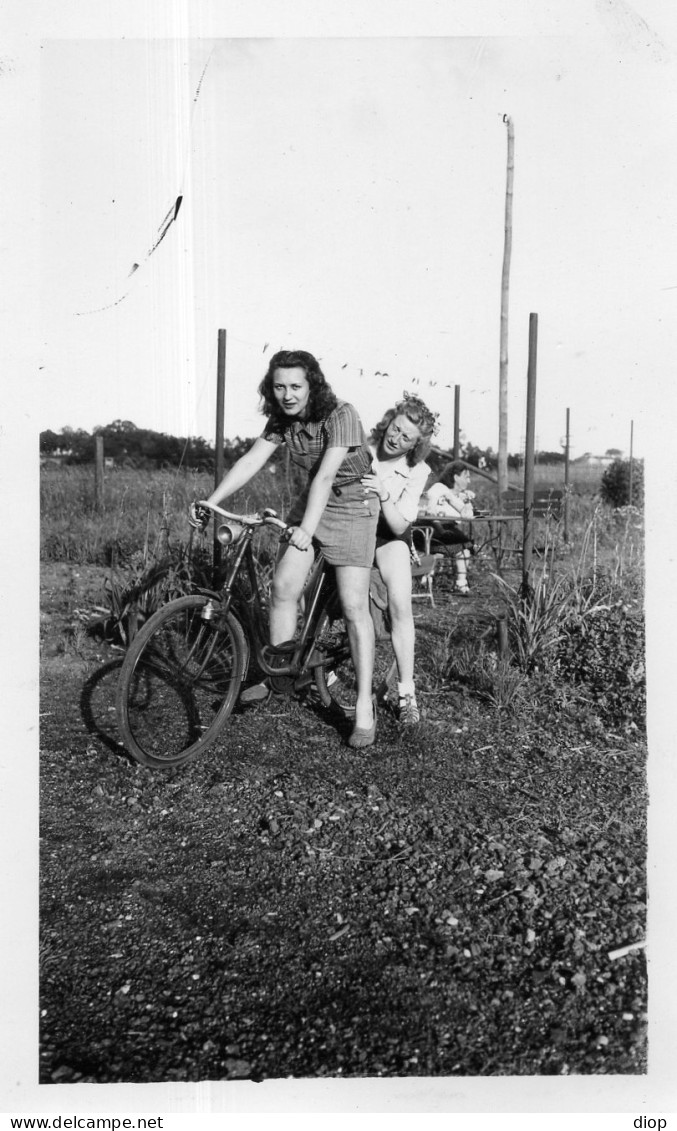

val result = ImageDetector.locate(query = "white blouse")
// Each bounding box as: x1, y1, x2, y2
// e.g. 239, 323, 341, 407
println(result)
419, 481, 475, 519
369, 444, 431, 524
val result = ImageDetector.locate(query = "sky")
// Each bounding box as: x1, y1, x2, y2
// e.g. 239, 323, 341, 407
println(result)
35, 5, 677, 458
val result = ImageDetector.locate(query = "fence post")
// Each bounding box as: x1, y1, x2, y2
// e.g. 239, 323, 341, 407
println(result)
522, 313, 538, 593
95, 435, 104, 512
453, 385, 461, 460
213, 328, 226, 581
564, 407, 570, 543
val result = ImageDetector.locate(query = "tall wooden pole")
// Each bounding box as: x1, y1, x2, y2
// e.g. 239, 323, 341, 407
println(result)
498, 115, 514, 508
628, 419, 634, 504
522, 313, 538, 591
213, 328, 227, 578
564, 407, 571, 543
453, 385, 461, 460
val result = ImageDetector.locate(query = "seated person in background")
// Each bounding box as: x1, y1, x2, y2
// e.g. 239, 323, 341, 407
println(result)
418, 461, 475, 595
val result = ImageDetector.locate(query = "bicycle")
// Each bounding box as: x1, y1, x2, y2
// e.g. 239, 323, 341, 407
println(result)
115, 500, 396, 768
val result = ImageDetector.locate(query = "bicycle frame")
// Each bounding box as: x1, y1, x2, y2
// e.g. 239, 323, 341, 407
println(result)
204, 513, 344, 686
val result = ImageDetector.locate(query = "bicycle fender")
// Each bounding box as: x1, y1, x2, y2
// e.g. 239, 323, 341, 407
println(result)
194, 586, 223, 600
227, 609, 251, 681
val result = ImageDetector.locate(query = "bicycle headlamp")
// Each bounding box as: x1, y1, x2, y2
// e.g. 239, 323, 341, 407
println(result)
216, 522, 244, 546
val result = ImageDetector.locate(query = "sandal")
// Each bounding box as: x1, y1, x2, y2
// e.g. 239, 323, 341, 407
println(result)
398, 693, 420, 725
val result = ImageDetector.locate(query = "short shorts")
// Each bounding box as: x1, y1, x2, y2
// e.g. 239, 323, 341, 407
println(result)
375, 513, 412, 552
287, 481, 379, 568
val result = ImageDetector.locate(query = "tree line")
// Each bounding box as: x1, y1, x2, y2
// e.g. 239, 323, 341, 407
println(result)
40, 420, 571, 473
39, 421, 248, 472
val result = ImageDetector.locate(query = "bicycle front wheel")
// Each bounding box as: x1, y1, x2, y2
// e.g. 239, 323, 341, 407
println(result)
116, 594, 246, 768
312, 601, 396, 714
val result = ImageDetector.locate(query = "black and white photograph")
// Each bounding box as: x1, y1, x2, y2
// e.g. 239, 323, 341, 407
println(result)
3, 0, 677, 1121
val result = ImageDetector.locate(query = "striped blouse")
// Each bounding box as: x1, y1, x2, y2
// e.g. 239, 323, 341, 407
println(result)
262, 401, 372, 487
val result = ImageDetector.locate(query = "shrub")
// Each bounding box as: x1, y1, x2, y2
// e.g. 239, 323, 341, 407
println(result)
101, 541, 215, 644
600, 458, 644, 509
445, 640, 529, 714
491, 513, 645, 730
494, 568, 612, 675
554, 577, 646, 730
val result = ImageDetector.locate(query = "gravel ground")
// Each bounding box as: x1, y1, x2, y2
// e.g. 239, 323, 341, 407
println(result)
39, 561, 648, 1083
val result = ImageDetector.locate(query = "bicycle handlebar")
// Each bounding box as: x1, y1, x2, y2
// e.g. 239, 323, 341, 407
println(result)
194, 499, 289, 531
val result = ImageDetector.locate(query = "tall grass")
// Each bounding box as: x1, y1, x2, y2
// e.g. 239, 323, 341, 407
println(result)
468, 464, 604, 515
510, 463, 604, 495
494, 523, 604, 672
440, 496, 645, 729
41, 463, 300, 643
40, 463, 292, 566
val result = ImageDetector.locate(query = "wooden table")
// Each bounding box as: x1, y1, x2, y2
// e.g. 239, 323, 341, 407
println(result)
413, 514, 522, 558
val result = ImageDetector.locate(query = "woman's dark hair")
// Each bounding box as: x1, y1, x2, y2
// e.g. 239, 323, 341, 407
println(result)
370, 393, 437, 466
438, 460, 469, 488
258, 350, 338, 423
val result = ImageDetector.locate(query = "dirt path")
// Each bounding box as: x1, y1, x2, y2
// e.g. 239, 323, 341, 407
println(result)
39, 561, 647, 1082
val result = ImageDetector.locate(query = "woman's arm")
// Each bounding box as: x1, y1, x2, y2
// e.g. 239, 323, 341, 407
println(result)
446, 489, 474, 518
379, 493, 410, 535
204, 437, 278, 507
361, 470, 409, 535
424, 484, 465, 518
362, 462, 428, 535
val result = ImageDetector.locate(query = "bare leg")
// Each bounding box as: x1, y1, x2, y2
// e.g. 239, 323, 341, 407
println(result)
374, 540, 415, 686
269, 544, 315, 645
334, 564, 374, 730
455, 547, 470, 590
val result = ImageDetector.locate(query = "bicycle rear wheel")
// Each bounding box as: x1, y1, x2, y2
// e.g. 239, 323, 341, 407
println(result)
116, 594, 246, 768
312, 600, 396, 714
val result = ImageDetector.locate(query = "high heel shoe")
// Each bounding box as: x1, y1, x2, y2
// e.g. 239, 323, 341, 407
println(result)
239, 680, 272, 704
348, 697, 377, 749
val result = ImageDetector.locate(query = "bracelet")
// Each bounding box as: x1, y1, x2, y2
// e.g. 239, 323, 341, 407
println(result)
380, 491, 391, 503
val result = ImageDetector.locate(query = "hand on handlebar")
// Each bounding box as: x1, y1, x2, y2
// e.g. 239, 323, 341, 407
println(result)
188, 501, 211, 531
285, 525, 312, 552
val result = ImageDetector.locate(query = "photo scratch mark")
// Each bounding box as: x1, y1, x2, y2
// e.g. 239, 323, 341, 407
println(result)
595, 0, 670, 63
75, 54, 212, 317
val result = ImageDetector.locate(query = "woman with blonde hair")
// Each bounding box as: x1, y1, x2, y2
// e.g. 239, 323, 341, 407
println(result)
361, 393, 438, 724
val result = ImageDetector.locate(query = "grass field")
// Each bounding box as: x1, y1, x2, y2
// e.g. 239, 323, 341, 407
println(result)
40, 460, 613, 567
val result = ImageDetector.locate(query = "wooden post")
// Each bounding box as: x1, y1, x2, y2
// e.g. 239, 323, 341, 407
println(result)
628, 419, 634, 504
213, 328, 226, 579
453, 385, 461, 460
498, 115, 514, 508
94, 435, 104, 512
564, 407, 570, 543
522, 313, 538, 592
496, 612, 508, 659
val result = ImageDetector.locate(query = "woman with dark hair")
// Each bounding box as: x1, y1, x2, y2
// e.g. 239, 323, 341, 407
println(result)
361, 393, 438, 724
419, 461, 475, 594
191, 350, 379, 748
